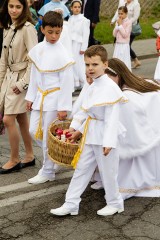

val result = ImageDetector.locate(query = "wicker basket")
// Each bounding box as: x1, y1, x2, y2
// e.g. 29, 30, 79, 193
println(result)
48, 119, 79, 167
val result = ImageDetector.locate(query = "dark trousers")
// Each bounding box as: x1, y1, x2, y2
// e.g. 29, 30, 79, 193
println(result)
130, 33, 137, 59
88, 24, 96, 47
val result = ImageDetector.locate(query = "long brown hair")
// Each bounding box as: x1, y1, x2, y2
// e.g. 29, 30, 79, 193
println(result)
0, 0, 34, 30
105, 58, 160, 92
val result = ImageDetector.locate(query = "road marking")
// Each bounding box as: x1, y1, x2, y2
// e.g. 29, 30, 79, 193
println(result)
0, 170, 73, 194
0, 184, 69, 208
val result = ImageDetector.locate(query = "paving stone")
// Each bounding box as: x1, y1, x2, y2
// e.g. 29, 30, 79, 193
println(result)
2, 223, 28, 238
123, 219, 160, 240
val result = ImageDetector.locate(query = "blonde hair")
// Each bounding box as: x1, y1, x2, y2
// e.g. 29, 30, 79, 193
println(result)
106, 58, 160, 92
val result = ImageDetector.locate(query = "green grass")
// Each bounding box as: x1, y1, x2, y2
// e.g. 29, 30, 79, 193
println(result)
94, 17, 158, 44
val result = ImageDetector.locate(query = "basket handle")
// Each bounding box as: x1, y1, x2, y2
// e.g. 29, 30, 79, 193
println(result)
51, 118, 72, 125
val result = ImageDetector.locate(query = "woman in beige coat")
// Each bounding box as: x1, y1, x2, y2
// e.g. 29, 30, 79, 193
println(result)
0, 0, 38, 174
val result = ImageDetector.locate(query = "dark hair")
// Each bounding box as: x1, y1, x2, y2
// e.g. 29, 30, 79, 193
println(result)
84, 45, 108, 63
70, 0, 82, 7
106, 58, 160, 92
42, 11, 63, 29
0, 0, 33, 30
118, 6, 128, 13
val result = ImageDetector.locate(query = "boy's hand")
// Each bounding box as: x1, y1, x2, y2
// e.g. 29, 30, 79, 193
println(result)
26, 101, 33, 111
68, 130, 82, 143
57, 111, 67, 121
103, 147, 112, 156
63, 128, 75, 134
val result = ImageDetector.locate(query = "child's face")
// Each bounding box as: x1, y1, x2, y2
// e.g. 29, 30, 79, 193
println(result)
71, 2, 81, 15
85, 56, 108, 79
41, 26, 62, 44
118, 10, 127, 19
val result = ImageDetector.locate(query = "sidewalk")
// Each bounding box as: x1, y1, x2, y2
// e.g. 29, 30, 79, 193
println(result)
103, 38, 157, 60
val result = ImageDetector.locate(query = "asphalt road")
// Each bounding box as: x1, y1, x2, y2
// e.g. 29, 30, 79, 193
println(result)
0, 57, 160, 240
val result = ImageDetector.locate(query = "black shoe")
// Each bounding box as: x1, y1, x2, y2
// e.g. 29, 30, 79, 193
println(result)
0, 162, 21, 174
20, 158, 35, 168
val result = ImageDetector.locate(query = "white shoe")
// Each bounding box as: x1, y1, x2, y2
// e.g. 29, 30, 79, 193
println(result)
97, 205, 124, 216
50, 206, 78, 216
91, 181, 103, 190
28, 174, 55, 184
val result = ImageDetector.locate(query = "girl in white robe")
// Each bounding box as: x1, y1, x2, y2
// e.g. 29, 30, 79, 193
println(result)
92, 58, 160, 199
68, 0, 90, 89
113, 6, 132, 71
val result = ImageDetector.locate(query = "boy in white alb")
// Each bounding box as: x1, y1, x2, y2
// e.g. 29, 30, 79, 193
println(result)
25, 11, 74, 184
68, 0, 90, 89
50, 45, 127, 216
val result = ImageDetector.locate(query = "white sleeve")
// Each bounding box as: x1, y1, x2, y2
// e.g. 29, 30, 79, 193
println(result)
81, 19, 90, 51
111, 10, 118, 24
70, 109, 88, 130
57, 65, 74, 111
70, 83, 89, 117
130, 3, 141, 24
103, 103, 120, 148
25, 64, 38, 102
111, 0, 125, 23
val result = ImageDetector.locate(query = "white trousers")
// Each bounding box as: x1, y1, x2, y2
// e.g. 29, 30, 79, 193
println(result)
29, 110, 57, 178
63, 144, 124, 211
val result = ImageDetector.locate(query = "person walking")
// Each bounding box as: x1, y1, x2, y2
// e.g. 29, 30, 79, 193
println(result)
26, 11, 74, 184
111, 0, 141, 68
113, 6, 132, 70
0, 0, 38, 174
82, 0, 101, 46
68, 0, 90, 89
50, 45, 127, 217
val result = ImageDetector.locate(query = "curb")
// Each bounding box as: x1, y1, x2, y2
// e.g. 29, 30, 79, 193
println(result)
138, 53, 157, 60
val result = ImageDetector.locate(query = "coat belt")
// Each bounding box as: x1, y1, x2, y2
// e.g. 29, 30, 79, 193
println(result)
8, 61, 28, 72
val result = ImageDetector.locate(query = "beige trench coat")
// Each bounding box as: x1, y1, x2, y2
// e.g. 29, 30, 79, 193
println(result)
0, 22, 38, 114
